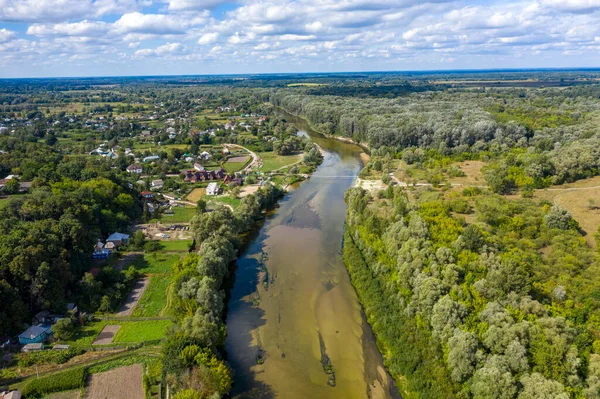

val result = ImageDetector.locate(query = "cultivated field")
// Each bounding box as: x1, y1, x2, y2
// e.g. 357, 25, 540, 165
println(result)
84, 364, 144, 399
132, 275, 173, 317
186, 187, 206, 202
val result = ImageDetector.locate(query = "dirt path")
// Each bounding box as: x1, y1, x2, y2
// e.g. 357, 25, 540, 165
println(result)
85, 363, 144, 399
92, 325, 121, 345
115, 278, 150, 316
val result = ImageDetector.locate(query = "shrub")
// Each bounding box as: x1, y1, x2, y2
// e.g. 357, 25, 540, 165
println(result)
18, 348, 85, 368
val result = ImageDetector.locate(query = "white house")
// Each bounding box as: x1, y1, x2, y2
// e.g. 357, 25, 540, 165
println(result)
194, 163, 205, 172
206, 182, 220, 196
126, 164, 143, 174
152, 179, 164, 189
200, 151, 212, 160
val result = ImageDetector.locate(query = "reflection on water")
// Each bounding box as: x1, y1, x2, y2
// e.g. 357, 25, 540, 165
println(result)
225, 114, 400, 399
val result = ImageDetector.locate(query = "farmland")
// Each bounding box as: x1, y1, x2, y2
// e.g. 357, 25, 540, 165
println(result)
259, 151, 303, 172
85, 364, 144, 399
130, 253, 180, 274
131, 275, 173, 317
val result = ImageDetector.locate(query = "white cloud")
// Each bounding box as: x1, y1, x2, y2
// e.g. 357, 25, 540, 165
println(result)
0, 29, 16, 42
166, 0, 231, 11
115, 12, 195, 34
27, 21, 109, 37
198, 32, 218, 44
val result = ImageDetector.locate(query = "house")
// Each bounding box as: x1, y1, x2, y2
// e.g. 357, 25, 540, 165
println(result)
19, 325, 51, 345
194, 163, 205, 172
88, 267, 101, 278
21, 342, 44, 352
185, 156, 194, 162
183, 168, 226, 183
127, 164, 143, 174
104, 242, 116, 251
92, 248, 110, 259
200, 151, 211, 160
141, 190, 153, 199
222, 147, 230, 155
206, 182, 220, 196
143, 155, 160, 163
151, 179, 164, 189
107, 232, 130, 246
0, 390, 23, 399
33, 310, 52, 325
224, 175, 243, 186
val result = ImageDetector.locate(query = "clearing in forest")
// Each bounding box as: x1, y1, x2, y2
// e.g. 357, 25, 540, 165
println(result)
84, 364, 144, 399
92, 325, 121, 345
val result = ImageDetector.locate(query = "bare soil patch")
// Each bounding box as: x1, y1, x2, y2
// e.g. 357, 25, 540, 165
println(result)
239, 184, 260, 197
448, 161, 485, 185
228, 155, 250, 163
85, 364, 144, 399
93, 325, 121, 345
115, 278, 150, 316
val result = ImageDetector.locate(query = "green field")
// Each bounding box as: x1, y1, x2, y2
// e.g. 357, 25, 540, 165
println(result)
113, 320, 173, 343
153, 206, 197, 223
210, 196, 241, 209
160, 239, 194, 252
60, 321, 110, 346
259, 152, 303, 172
132, 275, 173, 317
223, 161, 248, 173
131, 254, 180, 274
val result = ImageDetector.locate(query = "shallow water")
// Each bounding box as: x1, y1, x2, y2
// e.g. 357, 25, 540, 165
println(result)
225, 114, 399, 399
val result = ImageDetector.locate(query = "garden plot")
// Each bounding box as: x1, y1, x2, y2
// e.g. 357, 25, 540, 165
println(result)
92, 325, 121, 345
115, 278, 150, 317
84, 364, 144, 399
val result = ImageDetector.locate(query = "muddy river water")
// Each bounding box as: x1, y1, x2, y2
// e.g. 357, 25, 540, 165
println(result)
225, 114, 400, 399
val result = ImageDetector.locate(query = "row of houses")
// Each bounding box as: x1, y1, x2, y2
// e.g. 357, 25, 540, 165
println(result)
183, 168, 227, 183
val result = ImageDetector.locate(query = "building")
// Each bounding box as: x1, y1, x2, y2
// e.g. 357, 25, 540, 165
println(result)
21, 343, 44, 352
92, 248, 110, 259
206, 182, 220, 196
127, 164, 143, 174
18, 325, 51, 345
194, 163, 205, 172
141, 191, 153, 199
33, 310, 52, 325
183, 168, 226, 183
104, 242, 116, 251
143, 155, 160, 163
151, 179, 164, 189
107, 232, 130, 246
200, 151, 212, 160
0, 390, 23, 399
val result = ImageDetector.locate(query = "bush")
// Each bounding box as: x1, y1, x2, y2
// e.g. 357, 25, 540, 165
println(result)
22, 367, 86, 398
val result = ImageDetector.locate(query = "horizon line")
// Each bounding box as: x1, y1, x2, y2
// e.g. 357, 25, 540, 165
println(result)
2, 66, 600, 81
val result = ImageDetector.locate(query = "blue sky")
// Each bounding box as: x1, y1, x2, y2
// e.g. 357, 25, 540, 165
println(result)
0, 0, 599, 78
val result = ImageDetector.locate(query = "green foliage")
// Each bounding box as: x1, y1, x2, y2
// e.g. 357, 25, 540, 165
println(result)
22, 367, 86, 398
17, 348, 84, 368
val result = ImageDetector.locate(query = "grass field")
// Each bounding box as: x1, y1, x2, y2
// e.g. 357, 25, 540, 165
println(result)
158, 206, 197, 223
534, 176, 600, 247
223, 161, 249, 173
160, 239, 194, 252
259, 152, 303, 172
113, 320, 173, 343
186, 188, 206, 202
131, 254, 180, 274
211, 196, 242, 209
131, 275, 173, 317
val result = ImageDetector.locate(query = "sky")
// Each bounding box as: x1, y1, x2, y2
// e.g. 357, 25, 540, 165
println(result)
0, 0, 599, 78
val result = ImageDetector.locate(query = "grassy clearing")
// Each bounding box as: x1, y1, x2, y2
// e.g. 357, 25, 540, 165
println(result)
534, 176, 600, 247
223, 161, 248, 173
259, 152, 303, 172
113, 320, 173, 343
132, 275, 173, 317
160, 239, 193, 252
447, 160, 485, 185
61, 321, 110, 346
156, 206, 197, 223
210, 196, 241, 209
186, 188, 205, 203
131, 254, 180, 274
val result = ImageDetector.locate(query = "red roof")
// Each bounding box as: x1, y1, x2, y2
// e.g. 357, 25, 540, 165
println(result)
141, 191, 152, 196
88, 267, 101, 277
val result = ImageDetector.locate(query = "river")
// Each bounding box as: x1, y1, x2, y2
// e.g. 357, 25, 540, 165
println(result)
225, 113, 400, 399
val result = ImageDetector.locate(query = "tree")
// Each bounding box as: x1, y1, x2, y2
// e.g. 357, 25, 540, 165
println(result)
518, 373, 569, 399
144, 240, 163, 253
197, 199, 207, 214
471, 356, 517, 399
51, 318, 74, 341
544, 205, 575, 230
130, 230, 146, 250
3, 177, 20, 194
447, 329, 478, 382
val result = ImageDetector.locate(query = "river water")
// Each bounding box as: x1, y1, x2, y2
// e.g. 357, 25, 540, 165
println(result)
225, 114, 400, 399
